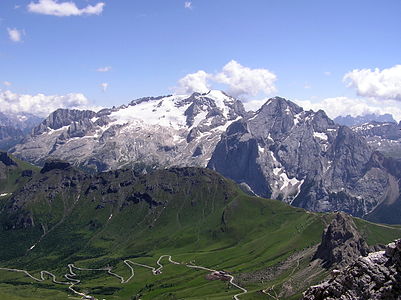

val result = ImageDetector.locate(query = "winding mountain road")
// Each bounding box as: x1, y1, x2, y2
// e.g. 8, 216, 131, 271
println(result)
0, 254, 248, 300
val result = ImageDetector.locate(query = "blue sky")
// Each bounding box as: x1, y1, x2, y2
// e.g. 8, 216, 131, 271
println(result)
1, 0, 401, 119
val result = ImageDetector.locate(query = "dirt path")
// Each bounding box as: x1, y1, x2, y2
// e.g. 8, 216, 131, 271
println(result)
0, 254, 248, 300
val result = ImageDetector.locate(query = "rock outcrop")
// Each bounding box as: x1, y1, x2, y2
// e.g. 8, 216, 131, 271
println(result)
302, 239, 401, 300
313, 212, 369, 268
40, 160, 72, 173
0, 152, 17, 167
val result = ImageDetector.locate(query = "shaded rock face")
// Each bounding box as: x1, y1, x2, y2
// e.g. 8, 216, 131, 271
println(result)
209, 97, 394, 220
313, 212, 369, 268
0, 152, 18, 180
0, 152, 17, 167
302, 239, 401, 300
40, 160, 72, 173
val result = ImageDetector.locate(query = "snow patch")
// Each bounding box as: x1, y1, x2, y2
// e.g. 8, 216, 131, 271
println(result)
313, 132, 328, 141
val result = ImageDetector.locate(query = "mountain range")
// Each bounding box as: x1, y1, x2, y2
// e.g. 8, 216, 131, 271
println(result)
334, 113, 396, 126
9, 91, 401, 224
0, 112, 42, 151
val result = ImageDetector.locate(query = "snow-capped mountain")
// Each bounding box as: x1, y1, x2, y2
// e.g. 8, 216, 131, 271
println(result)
10, 91, 401, 223
12, 90, 246, 171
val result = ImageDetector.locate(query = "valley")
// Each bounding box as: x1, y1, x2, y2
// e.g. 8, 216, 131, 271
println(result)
0, 153, 400, 299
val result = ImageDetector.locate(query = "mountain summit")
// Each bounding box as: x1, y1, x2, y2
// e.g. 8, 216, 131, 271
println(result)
12, 90, 246, 171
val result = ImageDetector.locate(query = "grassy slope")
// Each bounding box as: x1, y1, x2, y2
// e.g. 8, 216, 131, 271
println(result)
0, 153, 39, 194
0, 167, 400, 300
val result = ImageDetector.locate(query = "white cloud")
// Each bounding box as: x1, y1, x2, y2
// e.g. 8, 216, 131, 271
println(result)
100, 82, 108, 92
294, 97, 401, 122
175, 70, 210, 94
3, 81, 12, 87
7, 28, 23, 42
242, 98, 269, 112
0, 90, 101, 117
344, 65, 401, 101
96, 66, 112, 72
27, 0, 105, 17
214, 60, 277, 97
174, 60, 277, 98
184, 1, 192, 9
324, 71, 331, 76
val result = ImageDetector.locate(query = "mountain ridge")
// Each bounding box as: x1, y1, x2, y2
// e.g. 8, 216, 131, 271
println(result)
9, 91, 401, 224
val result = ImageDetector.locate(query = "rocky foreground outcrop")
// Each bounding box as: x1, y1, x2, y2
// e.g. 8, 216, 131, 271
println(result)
302, 239, 401, 300
313, 212, 369, 268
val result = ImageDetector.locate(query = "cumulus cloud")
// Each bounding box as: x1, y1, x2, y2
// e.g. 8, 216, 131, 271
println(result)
294, 97, 401, 122
7, 28, 23, 42
174, 60, 277, 98
3, 81, 12, 87
175, 70, 210, 94
344, 65, 401, 101
0, 90, 101, 117
100, 82, 108, 92
184, 1, 192, 9
96, 66, 112, 72
214, 60, 277, 97
242, 98, 269, 112
27, 0, 105, 17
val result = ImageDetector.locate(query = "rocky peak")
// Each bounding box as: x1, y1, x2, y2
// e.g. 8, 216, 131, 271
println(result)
303, 239, 401, 300
184, 91, 246, 129
255, 96, 303, 120
313, 212, 369, 268
33, 108, 97, 135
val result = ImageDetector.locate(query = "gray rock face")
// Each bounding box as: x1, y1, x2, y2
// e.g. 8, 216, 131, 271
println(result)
352, 121, 401, 159
208, 97, 395, 219
302, 239, 401, 300
32, 108, 97, 135
12, 90, 246, 172
313, 212, 369, 268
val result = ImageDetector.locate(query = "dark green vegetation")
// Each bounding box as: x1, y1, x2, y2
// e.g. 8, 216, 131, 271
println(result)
0, 152, 39, 194
0, 156, 400, 300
